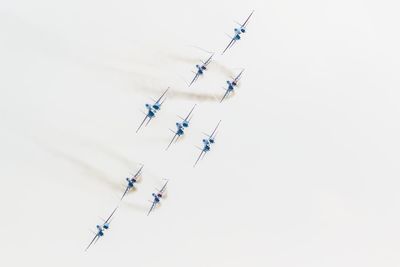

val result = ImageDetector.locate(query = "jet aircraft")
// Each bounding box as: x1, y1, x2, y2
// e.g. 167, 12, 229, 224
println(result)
189, 54, 214, 87
147, 180, 168, 216
85, 207, 118, 251
166, 104, 196, 150
194, 120, 221, 167
220, 69, 244, 103
136, 88, 169, 133
222, 11, 254, 54
120, 165, 144, 200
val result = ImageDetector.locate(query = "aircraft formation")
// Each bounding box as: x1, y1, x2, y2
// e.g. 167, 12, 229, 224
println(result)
85, 10, 254, 251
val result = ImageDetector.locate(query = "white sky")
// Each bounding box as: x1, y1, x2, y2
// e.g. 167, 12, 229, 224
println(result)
1, 0, 400, 266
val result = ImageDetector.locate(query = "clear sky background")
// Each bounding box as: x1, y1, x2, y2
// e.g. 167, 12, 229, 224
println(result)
1, 0, 400, 266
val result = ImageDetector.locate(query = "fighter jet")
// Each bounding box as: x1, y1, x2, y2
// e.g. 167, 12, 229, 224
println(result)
147, 180, 168, 216
189, 54, 214, 87
120, 165, 144, 200
85, 207, 118, 251
194, 120, 221, 167
166, 104, 196, 150
136, 88, 169, 133
222, 11, 254, 54
220, 69, 244, 103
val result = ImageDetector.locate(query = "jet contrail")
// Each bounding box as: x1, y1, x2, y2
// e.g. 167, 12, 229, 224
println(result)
139, 85, 219, 102
186, 45, 214, 54
166, 54, 200, 64
52, 151, 121, 192
168, 89, 219, 102
162, 48, 236, 78
37, 142, 121, 192
82, 141, 139, 171
98, 64, 220, 102
212, 62, 236, 77
122, 201, 148, 213
91, 56, 225, 103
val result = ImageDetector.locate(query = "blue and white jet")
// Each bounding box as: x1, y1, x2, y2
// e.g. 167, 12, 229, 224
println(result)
85, 207, 118, 251
136, 88, 169, 133
194, 120, 221, 167
166, 104, 196, 150
147, 180, 168, 216
120, 165, 144, 200
220, 69, 244, 103
222, 11, 254, 55
189, 54, 214, 87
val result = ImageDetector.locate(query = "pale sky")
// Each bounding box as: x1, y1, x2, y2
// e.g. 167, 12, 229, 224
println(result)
1, 0, 400, 266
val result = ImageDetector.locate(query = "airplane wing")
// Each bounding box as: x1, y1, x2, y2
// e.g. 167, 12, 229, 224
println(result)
160, 97, 167, 108
155, 88, 169, 104
220, 90, 231, 103
210, 120, 221, 139
222, 11, 254, 54
104, 207, 118, 225
85, 233, 99, 251
189, 72, 200, 87
194, 149, 205, 167
147, 200, 157, 216
121, 185, 130, 200
166, 132, 178, 150
184, 104, 196, 121
242, 10, 254, 28
159, 180, 169, 194
204, 54, 214, 66
222, 38, 236, 55
133, 165, 144, 178
136, 115, 148, 133
145, 116, 153, 127
234, 69, 244, 83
